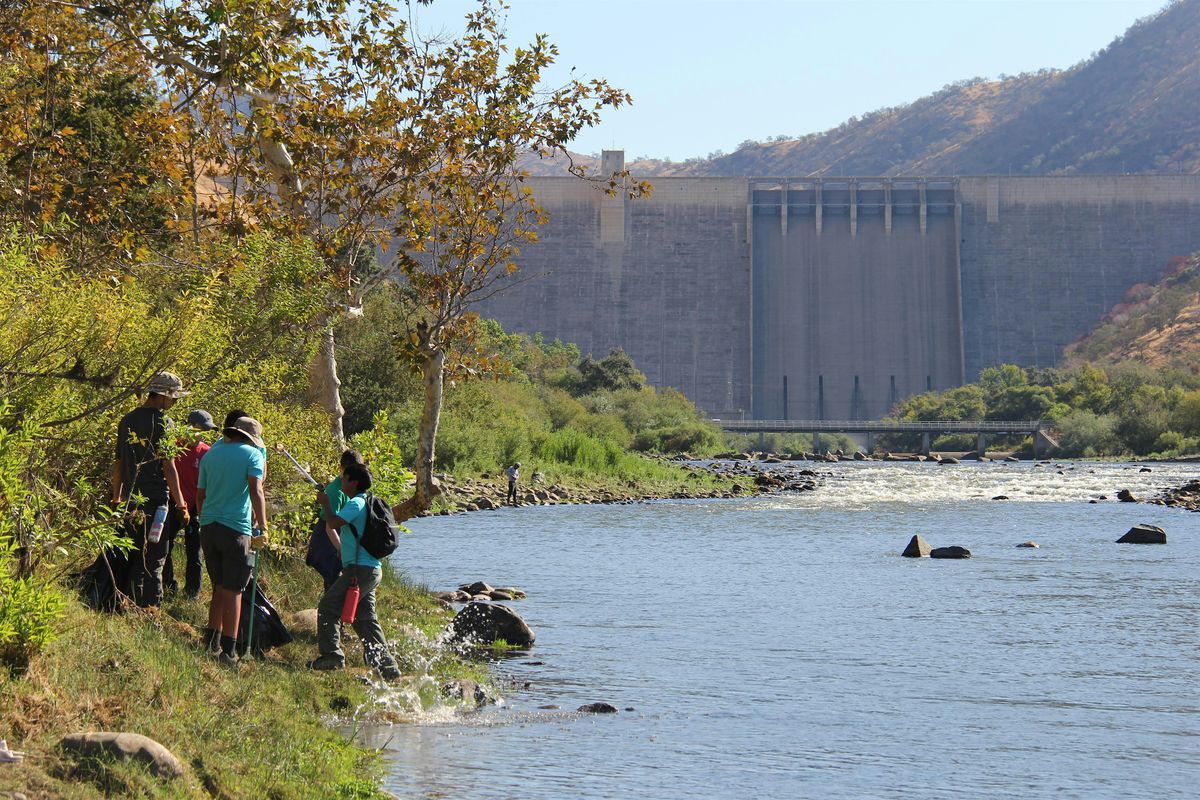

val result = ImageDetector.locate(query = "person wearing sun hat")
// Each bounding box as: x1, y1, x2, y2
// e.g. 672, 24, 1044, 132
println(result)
109, 371, 191, 608
196, 414, 269, 665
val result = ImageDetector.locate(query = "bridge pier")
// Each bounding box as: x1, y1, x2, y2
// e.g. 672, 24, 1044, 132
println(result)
813, 431, 820, 454
977, 432, 986, 459
921, 432, 931, 456
866, 432, 874, 453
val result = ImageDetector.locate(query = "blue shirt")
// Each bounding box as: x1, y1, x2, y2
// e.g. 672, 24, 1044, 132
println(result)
198, 440, 265, 536
338, 495, 381, 569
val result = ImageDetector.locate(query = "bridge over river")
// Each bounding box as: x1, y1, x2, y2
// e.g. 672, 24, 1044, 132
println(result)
715, 420, 1052, 457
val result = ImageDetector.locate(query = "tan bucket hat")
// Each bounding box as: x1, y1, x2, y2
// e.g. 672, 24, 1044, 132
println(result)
145, 371, 190, 398
225, 416, 264, 449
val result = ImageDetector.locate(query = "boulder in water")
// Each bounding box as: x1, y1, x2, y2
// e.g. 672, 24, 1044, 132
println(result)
577, 702, 618, 714
1116, 524, 1166, 544
1016, 541, 1039, 548
459, 581, 494, 595
930, 546, 972, 559
902, 534, 932, 558
1116, 489, 1137, 503
445, 601, 536, 648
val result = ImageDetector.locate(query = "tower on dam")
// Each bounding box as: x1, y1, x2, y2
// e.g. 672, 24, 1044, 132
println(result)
477, 151, 1200, 420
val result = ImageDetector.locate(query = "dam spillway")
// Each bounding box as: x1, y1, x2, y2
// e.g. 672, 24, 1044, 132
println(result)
476, 152, 1200, 420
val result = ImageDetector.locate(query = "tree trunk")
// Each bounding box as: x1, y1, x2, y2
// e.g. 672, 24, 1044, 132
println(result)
414, 347, 445, 509
307, 325, 345, 442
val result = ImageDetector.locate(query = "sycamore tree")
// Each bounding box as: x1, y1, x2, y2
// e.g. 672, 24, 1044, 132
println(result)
39, 0, 645, 513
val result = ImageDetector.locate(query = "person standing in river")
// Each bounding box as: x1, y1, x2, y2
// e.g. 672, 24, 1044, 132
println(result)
506, 461, 520, 505
110, 371, 191, 608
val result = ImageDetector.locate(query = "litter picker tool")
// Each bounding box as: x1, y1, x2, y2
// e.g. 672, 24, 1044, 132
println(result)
245, 547, 261, 658
273, 443, 319, 487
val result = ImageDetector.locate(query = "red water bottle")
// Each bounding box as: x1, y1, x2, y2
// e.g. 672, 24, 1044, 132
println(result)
340, 578, 359, 624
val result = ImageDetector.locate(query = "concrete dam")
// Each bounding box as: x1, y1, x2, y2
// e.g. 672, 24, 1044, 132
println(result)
477, 152, 1200, 420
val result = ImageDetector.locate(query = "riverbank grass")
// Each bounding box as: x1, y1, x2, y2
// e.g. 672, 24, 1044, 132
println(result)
0, 553, 478, 799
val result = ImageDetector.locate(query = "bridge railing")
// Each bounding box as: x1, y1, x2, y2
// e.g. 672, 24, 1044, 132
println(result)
716, 419, 1043, 433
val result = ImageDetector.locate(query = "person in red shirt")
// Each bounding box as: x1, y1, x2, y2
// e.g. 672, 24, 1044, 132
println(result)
168, 409, 217, 599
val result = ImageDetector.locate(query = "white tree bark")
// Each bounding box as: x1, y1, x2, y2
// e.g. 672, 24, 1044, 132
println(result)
307, 326, 345, 442
415, 347, 445, 508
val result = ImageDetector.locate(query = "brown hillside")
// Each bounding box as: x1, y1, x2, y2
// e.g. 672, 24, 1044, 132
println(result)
527, 0, 1200, 178
1065, 254, 1200, 370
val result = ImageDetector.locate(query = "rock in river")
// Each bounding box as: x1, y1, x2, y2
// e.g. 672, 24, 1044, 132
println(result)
930, 546, 972, 559
445, 601, 536, 648
1116, 524, 1167, 544
902, 534, 932, 558
1116, 489, 1137, 503
577, 702, 619, 714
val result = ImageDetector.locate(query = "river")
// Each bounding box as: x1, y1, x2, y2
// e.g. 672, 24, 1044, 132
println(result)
363, 461, 1199, 799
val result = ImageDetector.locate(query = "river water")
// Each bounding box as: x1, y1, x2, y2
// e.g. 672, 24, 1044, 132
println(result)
365, 461, 1199, 799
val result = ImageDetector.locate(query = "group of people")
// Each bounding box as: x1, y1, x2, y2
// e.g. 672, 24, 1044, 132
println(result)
108, 371, 398, 677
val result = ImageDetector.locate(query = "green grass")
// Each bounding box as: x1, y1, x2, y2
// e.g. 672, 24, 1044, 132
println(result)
0, 550, 488, 799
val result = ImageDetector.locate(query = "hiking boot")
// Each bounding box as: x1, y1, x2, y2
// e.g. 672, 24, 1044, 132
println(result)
0, 738, 25, 764
201, 627, 220, 653
308, 654, 345, 671
216, 651, 239, 669
378, 663, 402, 681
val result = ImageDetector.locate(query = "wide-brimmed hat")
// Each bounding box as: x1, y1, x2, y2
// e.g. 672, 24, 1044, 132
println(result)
186, 409, 218, 431
224, 416, 264, 449
145, 371, 189, 398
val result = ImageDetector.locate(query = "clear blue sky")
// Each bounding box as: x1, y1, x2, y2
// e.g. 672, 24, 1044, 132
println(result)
413, 0, 1169, 161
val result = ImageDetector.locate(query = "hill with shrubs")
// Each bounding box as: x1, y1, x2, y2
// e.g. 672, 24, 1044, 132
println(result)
1065, 252, 1200, 369
523, 0, 1200, 177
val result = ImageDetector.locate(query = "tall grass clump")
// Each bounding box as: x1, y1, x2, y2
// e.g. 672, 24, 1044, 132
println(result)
537, 429, 623, 473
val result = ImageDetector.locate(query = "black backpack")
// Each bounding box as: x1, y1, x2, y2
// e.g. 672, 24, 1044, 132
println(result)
349, 494, 400, 560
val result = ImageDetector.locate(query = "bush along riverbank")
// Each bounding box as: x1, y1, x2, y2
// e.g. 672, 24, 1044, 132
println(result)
0, 555, 492, 800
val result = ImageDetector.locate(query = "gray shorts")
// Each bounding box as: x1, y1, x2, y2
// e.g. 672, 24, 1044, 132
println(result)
200, 522, 254, 592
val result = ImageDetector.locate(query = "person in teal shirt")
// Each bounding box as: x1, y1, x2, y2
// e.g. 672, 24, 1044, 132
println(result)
306, 449, 364, 590
197, 416, 268, 666
310, 463, 400, 679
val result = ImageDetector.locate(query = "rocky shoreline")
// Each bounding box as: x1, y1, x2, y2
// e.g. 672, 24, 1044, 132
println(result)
427, 457, 821, 515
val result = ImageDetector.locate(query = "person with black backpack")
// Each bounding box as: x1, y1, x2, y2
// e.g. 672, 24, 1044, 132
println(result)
309, 463, 401, 679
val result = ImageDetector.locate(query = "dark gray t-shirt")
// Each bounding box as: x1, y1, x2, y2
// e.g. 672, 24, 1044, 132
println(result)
116, 405, 168, 503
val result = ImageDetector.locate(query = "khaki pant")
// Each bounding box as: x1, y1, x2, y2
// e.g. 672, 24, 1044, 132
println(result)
317, 565, 397, 669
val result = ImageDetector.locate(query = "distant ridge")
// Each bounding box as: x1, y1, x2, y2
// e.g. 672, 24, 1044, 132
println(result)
526, 0, 1200, 178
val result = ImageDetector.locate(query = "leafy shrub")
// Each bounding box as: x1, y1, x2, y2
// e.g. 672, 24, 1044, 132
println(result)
632, 421, 721, 454
0, 574, 64, 673
1055, 410, 1122, 457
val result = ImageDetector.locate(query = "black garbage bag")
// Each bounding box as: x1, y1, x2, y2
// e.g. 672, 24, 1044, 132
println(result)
237, 584, 293, 657
305, 516, 341, 588
77, 551, 119, 612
